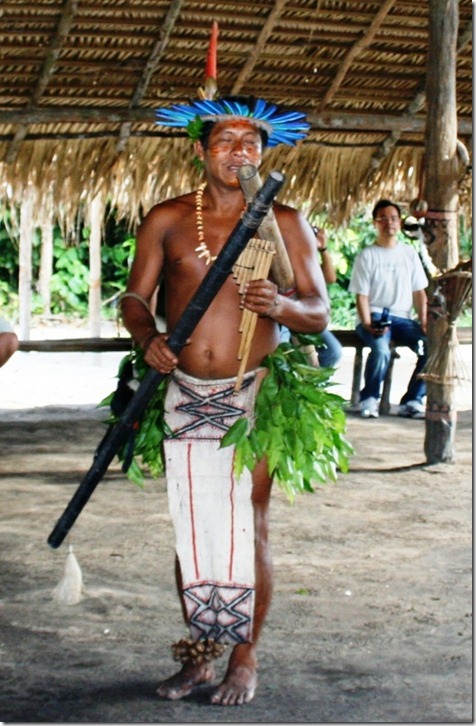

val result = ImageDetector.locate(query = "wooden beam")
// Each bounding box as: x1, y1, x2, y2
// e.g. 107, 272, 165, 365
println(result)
0, 130, 428, 148
0, 130, 188, 142
4, 0, 79, 164
17, 327, 470, 354
0, 52, 438, 78
366, 18, 473, 181
319, 0, 397, 111
231, 0, 288, 93
0, 106, 472, 135
366, 80, 426, 180
4, 69, 451, 102
31, 2, 79, 105
0, 130, 187, 142
18, 338, 132, 353
116, 0, 184, 152
0, 130, 424, 146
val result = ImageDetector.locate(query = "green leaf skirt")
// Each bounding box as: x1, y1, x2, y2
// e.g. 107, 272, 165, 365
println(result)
100, 339, 354, 499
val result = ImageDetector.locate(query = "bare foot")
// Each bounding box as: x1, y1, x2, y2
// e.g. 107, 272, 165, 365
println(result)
157, 661, 215, 700
210, 646, 258, 706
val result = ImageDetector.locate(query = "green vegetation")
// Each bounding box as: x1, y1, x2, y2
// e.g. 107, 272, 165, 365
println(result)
99, 348, 171, 488
0, 204, 472, 327
99, 338, 354, 496
312, 209, 472, 328
0, 205, 135, 321
221, 338, 354, 500
315, 210, 378, 329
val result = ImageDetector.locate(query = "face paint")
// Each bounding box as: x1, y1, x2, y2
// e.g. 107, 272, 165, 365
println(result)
207, 120, 263, 160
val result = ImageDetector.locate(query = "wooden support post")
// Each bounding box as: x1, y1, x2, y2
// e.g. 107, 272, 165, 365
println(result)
351, 342, 398, 415
423, 0, 461, 464
379, 347, 399, 415
350, 346, 363, 407
39, 215, 54, 316
89, 194, 102, 337
18, 186, 34, 340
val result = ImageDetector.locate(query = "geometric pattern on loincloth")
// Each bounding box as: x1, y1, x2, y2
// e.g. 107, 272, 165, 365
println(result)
172, 375, 253, 438
164, 369, 258, 644
184, 583, 255, 644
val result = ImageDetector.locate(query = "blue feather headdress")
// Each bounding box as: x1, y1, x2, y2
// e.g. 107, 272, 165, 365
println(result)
156, 96, 310, 147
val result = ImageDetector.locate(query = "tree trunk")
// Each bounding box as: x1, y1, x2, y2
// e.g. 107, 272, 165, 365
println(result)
18, 186, 34, 340
39, 217, 53, 316
423, 0, 460, 464
88, 194, 102, 337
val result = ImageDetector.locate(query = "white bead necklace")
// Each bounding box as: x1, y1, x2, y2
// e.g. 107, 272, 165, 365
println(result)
195, 183, 217, 266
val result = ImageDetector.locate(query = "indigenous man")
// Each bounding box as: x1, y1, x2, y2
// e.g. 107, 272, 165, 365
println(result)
120, 95, 329, 705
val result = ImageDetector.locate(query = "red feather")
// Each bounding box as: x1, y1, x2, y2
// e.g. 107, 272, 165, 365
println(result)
205, 21, 218, 80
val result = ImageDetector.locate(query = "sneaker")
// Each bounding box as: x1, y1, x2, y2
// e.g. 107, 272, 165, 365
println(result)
398, 400, 425, 419
360, 397, 379, 418
397, 404, 411, 418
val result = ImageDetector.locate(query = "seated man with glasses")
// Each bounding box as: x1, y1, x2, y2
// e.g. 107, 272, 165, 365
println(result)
348, 199, 428, 419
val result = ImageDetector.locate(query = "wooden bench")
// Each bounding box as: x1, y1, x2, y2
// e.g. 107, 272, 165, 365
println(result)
17, 328, 471, 416
18, 337, 132, 353
331, 327, 472, 414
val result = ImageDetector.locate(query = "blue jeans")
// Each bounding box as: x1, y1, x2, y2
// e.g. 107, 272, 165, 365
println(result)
316, 328, 342, 368
356, 314, 427, 404
279, 327, 342, 368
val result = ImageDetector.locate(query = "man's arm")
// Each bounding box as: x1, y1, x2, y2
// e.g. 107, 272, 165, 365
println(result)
413, 289, 427, 334
356, 293, 389, 337
120, 204, 180, 373
356, 293, 372, 329
243, 208, 330, 333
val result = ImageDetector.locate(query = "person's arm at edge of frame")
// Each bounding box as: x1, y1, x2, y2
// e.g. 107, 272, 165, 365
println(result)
315, 227, 337, 284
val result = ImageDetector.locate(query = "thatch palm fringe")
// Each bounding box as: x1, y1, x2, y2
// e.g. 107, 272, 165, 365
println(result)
0, 136, 469, 231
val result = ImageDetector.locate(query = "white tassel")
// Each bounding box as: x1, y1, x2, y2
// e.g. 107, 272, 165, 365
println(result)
52, 543, 83, 605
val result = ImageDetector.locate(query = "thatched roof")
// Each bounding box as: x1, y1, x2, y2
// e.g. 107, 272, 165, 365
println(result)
0, 0, 472, 228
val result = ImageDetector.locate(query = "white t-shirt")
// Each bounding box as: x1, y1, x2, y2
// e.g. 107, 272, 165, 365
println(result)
0, 316, 14, 334
348, 242, 428, 319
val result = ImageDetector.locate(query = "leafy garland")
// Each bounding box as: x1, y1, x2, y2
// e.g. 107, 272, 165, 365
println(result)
186, 115, 204, 142
98, 347, 170, 488
220, 336, 354, 501
100, 336, 353, 499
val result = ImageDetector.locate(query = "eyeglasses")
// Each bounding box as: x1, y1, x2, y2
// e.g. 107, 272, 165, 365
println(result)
375, 216, 400, 223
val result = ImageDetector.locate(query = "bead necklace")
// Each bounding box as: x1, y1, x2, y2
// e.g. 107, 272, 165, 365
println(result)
195, 183, 217, 266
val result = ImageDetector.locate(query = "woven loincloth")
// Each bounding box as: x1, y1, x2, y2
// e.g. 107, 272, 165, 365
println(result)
164, 369, 260, 644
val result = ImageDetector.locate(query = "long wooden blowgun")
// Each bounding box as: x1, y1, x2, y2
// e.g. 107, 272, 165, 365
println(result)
47, 170, 285, 549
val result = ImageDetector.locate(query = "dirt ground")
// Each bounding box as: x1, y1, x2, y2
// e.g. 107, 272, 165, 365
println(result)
0, 343, 472, 724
